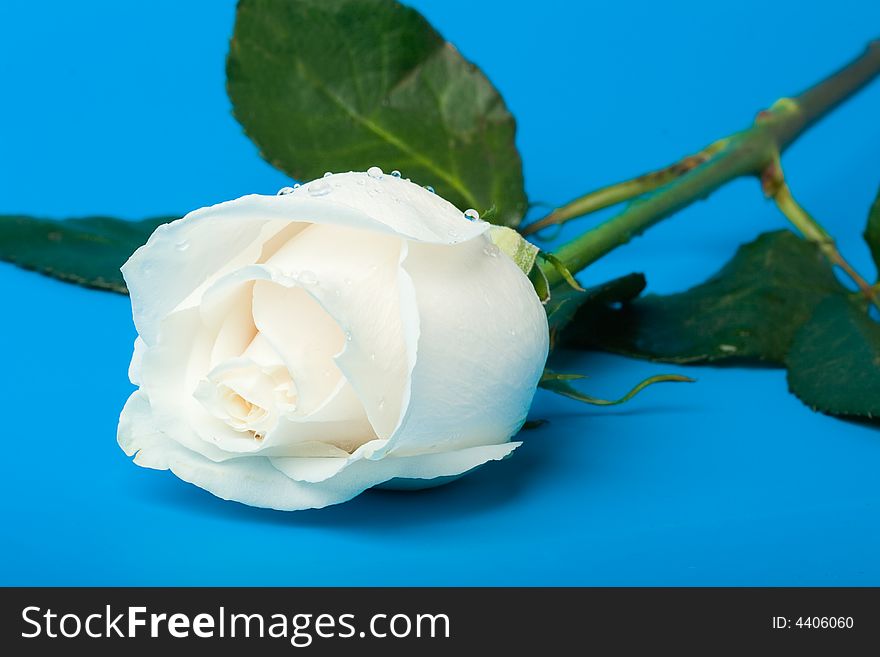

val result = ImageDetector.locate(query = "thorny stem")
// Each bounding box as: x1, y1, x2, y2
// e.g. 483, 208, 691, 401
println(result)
520, 139, 729, 237
538, 40, 880, 288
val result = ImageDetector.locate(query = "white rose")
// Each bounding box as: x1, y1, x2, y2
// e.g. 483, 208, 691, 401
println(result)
117, 170, 549, 511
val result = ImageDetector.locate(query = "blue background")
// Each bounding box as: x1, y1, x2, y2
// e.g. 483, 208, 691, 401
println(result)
1, 0, 879, 585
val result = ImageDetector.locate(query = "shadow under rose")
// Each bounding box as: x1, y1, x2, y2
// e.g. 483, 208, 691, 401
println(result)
132, 435, 563, 532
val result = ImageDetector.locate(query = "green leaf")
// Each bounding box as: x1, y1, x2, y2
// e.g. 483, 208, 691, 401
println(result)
566, 230, 843, 364
864, 185, 880, 278
545, 273, 646, 345
227, 0, 527, 226
546, 273, 645, 334
786, 296, 880, 418
0, 215, 171, 293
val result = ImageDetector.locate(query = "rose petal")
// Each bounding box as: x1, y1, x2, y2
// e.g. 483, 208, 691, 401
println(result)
169, 264, 378, 456
118, 390, 171, 468
122, 173, 486, 346
128, 336, 147, 386
282, 171, 489, 245
193, 272, 261, 371
268, 379, 378, 453
251, 280, 346, 415
383, 234, 549, 456
263, 223, 418, 440
123, 213, 289, 345
194, 357, 282, 434
268, 456, 351, 484
136, 306, 240, 461
118, 394, 520, 510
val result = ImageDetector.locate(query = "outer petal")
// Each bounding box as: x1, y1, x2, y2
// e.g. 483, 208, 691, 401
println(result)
118, 391, 520, 511
121, 171, 486, 345
136, 306, 238, 462
128, 337, 147, 385
385, 234, 549, 457
123, 216, 288, 346
118, 390, 173, 469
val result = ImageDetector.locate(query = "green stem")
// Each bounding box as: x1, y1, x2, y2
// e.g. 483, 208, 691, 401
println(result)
521, 138, 730, 237
540, 39, 880, 287
522, 180, 655, 238
763, 156, 880, 309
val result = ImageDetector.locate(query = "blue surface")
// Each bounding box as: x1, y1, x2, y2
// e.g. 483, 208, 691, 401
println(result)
2, 0, 880, 585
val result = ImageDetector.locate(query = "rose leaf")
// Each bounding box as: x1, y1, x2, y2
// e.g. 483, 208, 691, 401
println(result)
0, 215, 171, 293
227, 0, 527, 226
563, 230, 844, 364
545, 273, 646, 348
863, 185, 880, 278
786, 295, 880, 418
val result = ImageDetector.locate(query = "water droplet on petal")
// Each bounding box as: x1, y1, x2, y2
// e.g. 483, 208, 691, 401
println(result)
345, 331, 353, 342
378, 398, 386, 411
369, 352, 376, 361
308, 179, 331, 196
293, 183, 301, 189
297, 270, 318, 285
425, 185, 435, 193
356, 178, 365, 186
343, 277, 353, 286
448, 229, 460, 241
390, 170, 401, 178
367, 166, 383, 179
174, 239, 190, 252
277, 186, 294, 195
464, 208, 480, 221
323, 171, 333, 178
483, 244, 500, 258
334, 288, 342, 297
509, 329, 517, 337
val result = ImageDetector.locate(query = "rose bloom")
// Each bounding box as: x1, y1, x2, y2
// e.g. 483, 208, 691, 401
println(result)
118, 170, 548, 510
